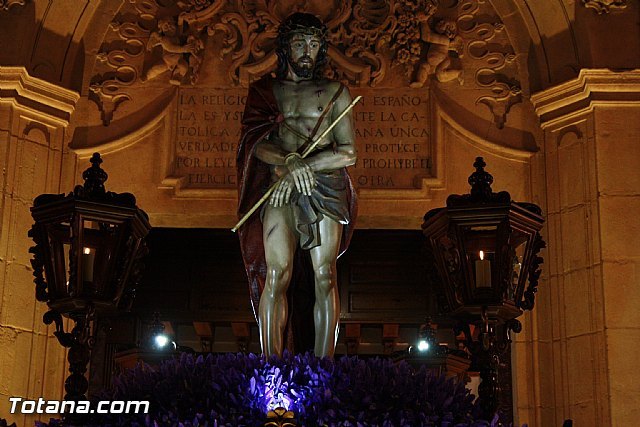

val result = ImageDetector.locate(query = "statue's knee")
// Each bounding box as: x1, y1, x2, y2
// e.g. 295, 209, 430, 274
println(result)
265, 265, 291, 294
314, 264, 335, 294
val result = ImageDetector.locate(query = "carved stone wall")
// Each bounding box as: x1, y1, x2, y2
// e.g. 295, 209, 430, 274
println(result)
529, 70, 640, 427
62, 0, 537, 230
0, 67, 79, 425
73, 0, 535, 137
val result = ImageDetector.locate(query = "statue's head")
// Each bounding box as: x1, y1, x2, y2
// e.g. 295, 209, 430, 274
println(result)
435, 19, 457, 39
158, 19, 177, 36
276, 13, 328, 80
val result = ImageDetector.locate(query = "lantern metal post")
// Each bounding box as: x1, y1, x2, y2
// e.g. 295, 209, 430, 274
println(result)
29, 153, 151, 423
422, 157, 545, 423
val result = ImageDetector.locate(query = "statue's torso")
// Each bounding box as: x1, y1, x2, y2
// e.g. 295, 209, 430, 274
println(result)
272, 78, 341, 153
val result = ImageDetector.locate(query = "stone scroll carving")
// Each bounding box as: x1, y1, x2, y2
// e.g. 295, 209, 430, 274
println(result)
582, 0, 628, 14
90, 0, 470, 96
0, 0, 29, 11
179, 0, 466, 88
89, 0, 523, 129
457, 0, 521, 129
89, 1, 153, 126
89, 0, 206, 125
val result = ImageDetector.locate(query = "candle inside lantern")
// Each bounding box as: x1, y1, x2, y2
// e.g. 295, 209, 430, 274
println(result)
82, 247, 95, 282
475, 250, 491, 288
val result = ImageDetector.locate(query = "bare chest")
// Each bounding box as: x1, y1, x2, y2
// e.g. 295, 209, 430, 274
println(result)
273, 81, 337, 120
271, 81, 340, 151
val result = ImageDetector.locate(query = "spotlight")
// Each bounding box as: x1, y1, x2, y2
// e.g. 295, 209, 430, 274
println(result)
416, 318, 437, 354
153, 333, 171, 349
147, 312, 176, 351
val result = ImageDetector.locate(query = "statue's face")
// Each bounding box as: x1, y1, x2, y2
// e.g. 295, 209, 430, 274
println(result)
159, 20, 176, 35
287, 32, 322, 79
436, 21, 456, 38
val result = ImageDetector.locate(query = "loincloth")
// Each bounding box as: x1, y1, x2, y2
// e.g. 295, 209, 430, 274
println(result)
262, 169, 350, 250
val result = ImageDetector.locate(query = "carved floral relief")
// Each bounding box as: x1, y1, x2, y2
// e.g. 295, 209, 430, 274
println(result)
90, 1, 469, 91
89, 0, 523, 129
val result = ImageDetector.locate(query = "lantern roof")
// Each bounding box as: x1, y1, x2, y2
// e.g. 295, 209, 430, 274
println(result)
422, 157, 546, 321
29, 153, 151, 316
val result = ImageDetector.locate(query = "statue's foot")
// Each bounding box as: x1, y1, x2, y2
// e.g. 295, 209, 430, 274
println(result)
410, 81, 425, 88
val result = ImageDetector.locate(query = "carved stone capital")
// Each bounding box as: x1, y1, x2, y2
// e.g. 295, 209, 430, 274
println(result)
0, 66, 79, 126
531, 69, 640, 128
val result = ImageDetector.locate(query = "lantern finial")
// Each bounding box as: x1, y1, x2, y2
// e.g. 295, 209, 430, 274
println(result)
469, 157, 493, 200
447, 157, 511, 206
81, 153, 108, 197
70, 153, 140, 208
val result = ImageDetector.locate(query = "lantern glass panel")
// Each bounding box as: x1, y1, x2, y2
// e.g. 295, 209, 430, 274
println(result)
507, 237, 527, 300
81, 220, 99, 295
63, 243, 71, 294
82, 219, 124, 301
462, 225, 498, 289
46, 222, 72, 298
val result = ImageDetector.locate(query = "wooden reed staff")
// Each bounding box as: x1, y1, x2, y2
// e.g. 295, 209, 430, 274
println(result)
232, 95, 362, 233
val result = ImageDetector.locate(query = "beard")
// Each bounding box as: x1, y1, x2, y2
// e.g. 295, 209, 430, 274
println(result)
289, 56, 315, 79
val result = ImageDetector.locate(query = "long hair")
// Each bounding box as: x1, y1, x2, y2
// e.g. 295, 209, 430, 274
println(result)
275, 13, 328, 80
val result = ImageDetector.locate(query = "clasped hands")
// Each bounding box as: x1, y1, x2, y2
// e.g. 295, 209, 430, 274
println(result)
269, 152, 315, 207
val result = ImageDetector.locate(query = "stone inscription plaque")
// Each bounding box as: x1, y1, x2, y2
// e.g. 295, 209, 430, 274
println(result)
174, 87, 432, 190
175, 89, 244, 187
350, 88, 431, 189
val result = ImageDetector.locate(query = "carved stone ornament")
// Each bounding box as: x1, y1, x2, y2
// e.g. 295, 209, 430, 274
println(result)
89, 2, 153, 126
173, 0, 457, 88
457, 0, 522, 129
90, 0, 522, 128
90, 1, 472, 96
0, 0, 28, 11
582, 0, 628, 14
89, 0, 206, 125
172, 0, 458, 87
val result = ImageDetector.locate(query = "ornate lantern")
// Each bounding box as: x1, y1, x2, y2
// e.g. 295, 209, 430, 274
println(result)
29, 153, 150, 410
422, 157, 545, 421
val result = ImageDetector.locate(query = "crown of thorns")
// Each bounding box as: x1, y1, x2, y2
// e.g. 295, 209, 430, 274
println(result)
278, 16, 328, 39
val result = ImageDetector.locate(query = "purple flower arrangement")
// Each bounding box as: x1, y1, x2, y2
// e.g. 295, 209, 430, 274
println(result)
34, 352, 497, 427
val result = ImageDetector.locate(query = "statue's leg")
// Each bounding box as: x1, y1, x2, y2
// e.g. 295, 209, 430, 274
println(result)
435, 57, 462, 83
260, 204, 297, 357
140, 63, 168, 82
309, 216, 343, 357
410, 62, 431, 88
427, 50, 446, 68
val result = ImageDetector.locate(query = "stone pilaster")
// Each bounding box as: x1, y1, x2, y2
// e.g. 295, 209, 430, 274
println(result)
531, 69, 640, 427
0, 66, 79, 425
